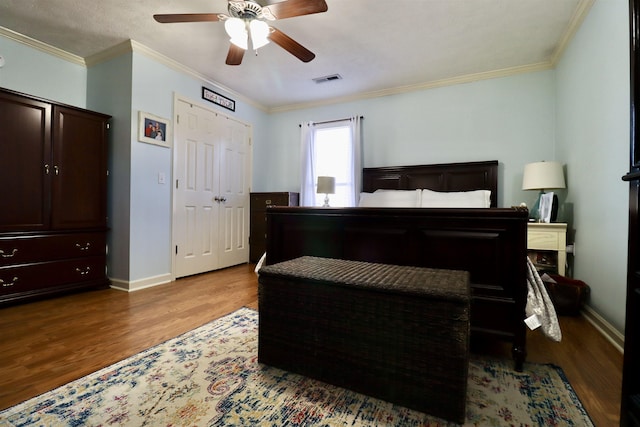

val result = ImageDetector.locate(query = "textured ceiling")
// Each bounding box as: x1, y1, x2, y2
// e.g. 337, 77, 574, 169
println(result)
0, 0, 591, 111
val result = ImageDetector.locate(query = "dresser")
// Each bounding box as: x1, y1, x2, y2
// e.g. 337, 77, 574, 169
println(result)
526, 223, 567, 276
250, 192, 299, 262
0, 88, 111, 305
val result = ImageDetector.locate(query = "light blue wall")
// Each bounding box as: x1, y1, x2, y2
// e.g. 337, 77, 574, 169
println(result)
260, 71, 557, 209
0, 35, 86, 107
126, 52, 267, 282
555, 0, 629, 332
87, 54, 134, 282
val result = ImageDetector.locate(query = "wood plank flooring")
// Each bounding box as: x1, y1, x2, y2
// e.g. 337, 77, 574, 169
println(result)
0, 263, 622, 426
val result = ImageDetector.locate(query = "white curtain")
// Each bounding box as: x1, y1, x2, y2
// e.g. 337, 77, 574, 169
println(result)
300, 121, 317, 206
300, 116, 362, 207
349, 115, 363, 207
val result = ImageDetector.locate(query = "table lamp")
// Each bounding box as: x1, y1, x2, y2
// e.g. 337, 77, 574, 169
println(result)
316, 176, 335, 207
522, 161, 566, 222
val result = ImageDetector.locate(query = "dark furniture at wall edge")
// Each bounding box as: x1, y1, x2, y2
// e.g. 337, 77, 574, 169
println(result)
0, 87, 111, 306
264, 160, 529, 370
623, 0, 640, 425
250, 192, 299, 262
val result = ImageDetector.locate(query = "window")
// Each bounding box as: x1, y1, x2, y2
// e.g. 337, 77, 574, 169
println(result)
300, 117, 362, 207
313, 125, 352, 206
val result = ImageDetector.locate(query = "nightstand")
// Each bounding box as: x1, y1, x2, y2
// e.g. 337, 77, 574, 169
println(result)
527, 223, 567, 276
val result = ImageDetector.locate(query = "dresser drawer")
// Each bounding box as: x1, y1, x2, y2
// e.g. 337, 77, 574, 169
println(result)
527, 231, 560, 250
0, 232, 106, 266
0, 256, 106, 296
250, 192, 299, 211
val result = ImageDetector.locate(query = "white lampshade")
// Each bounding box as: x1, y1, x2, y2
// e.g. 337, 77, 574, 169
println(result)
522, 161, 566, 190
316, 176, 335, 194
225, 18, 248, 50
249, 20, 270, 50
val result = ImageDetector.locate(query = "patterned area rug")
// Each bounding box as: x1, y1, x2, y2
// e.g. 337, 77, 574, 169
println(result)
0, 307, 593, 427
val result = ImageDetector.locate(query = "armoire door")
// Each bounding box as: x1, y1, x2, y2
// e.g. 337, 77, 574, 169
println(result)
51, 106, 109, 230
0, 91, 52, 232
622, 0, 640, 425
173, 99, 250, 278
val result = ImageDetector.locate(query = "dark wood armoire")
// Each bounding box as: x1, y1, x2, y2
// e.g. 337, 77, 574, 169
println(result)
623, 0, 640, 425
0, 88, 111, 305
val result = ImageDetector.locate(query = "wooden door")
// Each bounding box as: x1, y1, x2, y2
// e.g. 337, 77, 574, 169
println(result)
0, 91, 51, 232
51, 106, 109, 230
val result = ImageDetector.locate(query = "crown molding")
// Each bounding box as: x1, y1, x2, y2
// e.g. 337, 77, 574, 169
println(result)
268, 61, 554, 114
2, 0, 595, 116
84, 40, 133, 66
0, 28, 266, 112
85, 39, 266, 112
0, 25, 85, 66
551, 0, 595, 65
264, 0, 595, 113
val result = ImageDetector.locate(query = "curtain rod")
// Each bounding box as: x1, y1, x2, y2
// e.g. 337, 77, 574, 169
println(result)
299, 116, 364, 127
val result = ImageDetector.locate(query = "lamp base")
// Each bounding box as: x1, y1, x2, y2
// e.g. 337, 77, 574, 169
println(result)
322, 194, 330, 207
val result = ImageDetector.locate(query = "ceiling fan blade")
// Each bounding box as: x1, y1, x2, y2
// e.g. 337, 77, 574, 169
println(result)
269, 27, 315, 62
226, 44, 245, 65
264, 0, 328, 20
153, 13, 222, 23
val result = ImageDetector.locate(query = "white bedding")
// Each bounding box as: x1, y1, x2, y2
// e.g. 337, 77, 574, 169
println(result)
421, 189, 491, 208
358, 189, 491, 208
358, 189, 421, 207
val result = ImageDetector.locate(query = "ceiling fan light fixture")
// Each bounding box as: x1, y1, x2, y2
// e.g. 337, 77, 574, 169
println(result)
249, 19, 270, 50
225, 17, 248, 49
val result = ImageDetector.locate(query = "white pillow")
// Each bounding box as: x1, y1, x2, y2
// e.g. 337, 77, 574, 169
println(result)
358, 189, 421, 207
420, 189, 491, 208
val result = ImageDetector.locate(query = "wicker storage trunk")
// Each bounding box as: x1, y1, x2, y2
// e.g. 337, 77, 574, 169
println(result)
258, 256, 470, 423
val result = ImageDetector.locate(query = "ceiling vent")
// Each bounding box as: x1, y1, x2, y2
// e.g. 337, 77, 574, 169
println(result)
313, 74, 342, 84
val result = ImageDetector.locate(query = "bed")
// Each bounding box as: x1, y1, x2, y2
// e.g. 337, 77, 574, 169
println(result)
263, 160, 530, 370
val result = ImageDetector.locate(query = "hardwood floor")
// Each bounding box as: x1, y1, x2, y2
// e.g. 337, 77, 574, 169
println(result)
0, 263, 622, 426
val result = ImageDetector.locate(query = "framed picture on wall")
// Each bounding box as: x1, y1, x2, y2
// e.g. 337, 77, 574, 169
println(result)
138, 111, 171, 148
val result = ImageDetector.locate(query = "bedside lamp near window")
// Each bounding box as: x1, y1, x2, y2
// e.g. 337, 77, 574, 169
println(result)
522, 161, 566, 222
316, 176, 335, 207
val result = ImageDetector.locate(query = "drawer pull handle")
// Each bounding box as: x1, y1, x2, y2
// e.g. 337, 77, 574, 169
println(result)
0, 248, 18, 258
0, 277, 18, 287
76, 267, 91, 276
76, 243, 91, 251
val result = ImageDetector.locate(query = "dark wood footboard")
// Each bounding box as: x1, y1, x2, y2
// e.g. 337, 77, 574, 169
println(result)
264, 206, 529, 370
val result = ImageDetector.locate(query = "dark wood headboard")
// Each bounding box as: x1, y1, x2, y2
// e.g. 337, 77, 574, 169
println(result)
362, 160, 499, 207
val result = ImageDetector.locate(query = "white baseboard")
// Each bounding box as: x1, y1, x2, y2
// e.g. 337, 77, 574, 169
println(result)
109, 273, 172, 292
581, 305, 624, 354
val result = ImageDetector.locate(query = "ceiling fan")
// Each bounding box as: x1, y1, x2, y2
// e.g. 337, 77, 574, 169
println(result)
153, 0, 328, 66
